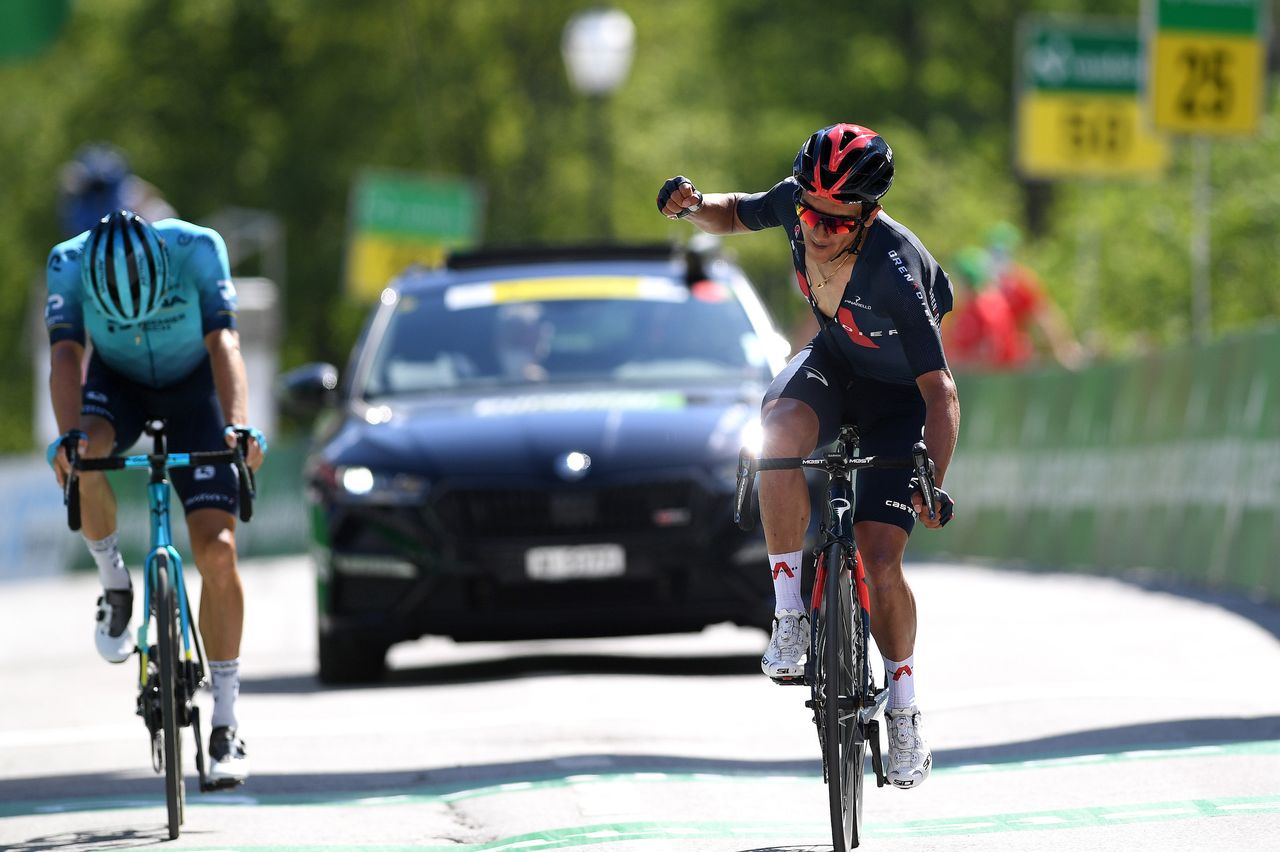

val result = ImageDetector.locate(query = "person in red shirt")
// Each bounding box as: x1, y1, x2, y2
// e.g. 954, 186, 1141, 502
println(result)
942, 247, 1024, 369
985, 223, 1086, 370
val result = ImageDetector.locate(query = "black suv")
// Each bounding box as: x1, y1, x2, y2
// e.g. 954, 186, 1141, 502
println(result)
280, 243, 792, 683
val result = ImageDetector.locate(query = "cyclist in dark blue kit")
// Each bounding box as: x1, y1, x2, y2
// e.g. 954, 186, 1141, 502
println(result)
44, 210, 267, 785
658, 124, 959, 788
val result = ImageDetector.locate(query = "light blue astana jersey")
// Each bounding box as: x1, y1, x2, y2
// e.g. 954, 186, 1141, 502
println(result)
45, 218, 237, 388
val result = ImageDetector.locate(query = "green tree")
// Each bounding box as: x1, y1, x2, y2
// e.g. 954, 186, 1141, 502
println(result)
0, 0, 1275, 453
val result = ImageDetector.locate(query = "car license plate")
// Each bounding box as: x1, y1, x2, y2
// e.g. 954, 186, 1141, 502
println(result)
525, 544, 625, 581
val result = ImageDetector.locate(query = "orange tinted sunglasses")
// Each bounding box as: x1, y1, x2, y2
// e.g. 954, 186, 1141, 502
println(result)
795, 198, 864, 235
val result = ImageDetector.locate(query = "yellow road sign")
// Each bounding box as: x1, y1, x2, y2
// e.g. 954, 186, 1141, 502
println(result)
345, 171, 480, 301
349, 235, 448, 301
1145, 0, 1266, 135
1149, 34, 1264, 133
1016, 18, 1169, 179
1019, 93, 1169, 178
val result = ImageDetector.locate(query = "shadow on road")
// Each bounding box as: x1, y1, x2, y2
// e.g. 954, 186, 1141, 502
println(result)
4, 825, 183, 851
243, 650, 764, 694
3, 714, 1276, 816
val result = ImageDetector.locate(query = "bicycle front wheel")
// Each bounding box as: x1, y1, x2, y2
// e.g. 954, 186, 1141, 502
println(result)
821, 540, 866, 851
154, 551, 185, 839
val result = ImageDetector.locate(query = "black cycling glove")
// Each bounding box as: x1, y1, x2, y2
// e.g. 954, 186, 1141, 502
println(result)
656, 176, 703, 219
909, 477, 955, 527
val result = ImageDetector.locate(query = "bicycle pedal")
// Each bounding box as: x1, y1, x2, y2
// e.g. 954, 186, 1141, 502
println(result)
770, 674, 807, 686
201, 777, 244, 793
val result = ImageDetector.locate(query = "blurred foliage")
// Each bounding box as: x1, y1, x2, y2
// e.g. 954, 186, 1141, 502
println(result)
0, 0, 1276, 451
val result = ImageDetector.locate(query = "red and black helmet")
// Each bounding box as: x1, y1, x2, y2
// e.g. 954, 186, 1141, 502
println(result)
792, 123, 894, 205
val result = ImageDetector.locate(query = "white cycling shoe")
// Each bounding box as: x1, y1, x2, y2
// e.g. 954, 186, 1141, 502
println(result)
208, 726, 250, 785
885, 705, 932, 788
94, 588, 135, 664
761, 608, 809, 680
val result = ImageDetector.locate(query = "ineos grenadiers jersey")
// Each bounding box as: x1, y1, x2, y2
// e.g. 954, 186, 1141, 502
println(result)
737, 178, 953, 386
44, 219, 237, 388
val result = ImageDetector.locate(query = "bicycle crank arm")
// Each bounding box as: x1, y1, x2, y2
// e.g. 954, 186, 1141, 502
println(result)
866, 719, 887, 788
150, 731, 164, 774
192, 706, 211, 790
858, 686, 890, 727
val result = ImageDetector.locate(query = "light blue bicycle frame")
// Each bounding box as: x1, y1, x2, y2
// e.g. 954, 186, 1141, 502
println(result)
129, 452, 198, 686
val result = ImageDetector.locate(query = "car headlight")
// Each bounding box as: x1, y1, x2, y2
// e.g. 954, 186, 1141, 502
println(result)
334, 465, 429, 504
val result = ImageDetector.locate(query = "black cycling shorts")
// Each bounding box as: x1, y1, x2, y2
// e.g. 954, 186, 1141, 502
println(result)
82, 353, 239, 515
762, 339, 925, 533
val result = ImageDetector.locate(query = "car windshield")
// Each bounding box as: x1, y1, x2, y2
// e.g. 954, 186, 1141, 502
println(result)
360, 274, 774, 398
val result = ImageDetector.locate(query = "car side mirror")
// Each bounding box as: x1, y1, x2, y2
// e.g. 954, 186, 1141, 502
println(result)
276, 362, 339, 418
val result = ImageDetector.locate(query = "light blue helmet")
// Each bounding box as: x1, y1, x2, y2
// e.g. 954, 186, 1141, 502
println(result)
81, 210, 169, 324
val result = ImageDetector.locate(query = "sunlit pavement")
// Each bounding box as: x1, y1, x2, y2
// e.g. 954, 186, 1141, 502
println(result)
1, 556, 1277, 851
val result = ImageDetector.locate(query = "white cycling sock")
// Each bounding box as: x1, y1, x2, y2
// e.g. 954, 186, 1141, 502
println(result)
86, 532, 130, 591
769, 550, 805, 612
209, 659, 240, 730
884, 654, 916, 709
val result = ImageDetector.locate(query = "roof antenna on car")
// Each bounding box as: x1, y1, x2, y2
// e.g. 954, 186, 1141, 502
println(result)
682, 233, 721, 287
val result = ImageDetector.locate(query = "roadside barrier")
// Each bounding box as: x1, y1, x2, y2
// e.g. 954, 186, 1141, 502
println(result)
910, 323, 1280, 604
7, 326, 1277, 598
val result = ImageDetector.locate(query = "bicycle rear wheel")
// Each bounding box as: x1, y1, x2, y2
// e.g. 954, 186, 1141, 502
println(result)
154, 552, 185, 839
821, 541, 865, 851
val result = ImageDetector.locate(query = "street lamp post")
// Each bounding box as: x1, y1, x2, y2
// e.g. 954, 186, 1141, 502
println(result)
561, 7, 635, 239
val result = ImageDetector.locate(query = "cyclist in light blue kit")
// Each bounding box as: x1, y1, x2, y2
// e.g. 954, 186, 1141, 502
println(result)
45, 210, 267, 784
658, 124, 959, 789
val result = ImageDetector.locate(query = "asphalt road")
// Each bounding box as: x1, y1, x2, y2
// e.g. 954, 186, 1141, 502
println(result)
1, 556, 1277, 851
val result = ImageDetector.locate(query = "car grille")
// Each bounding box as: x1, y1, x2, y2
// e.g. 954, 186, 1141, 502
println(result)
433, 482, 699, 538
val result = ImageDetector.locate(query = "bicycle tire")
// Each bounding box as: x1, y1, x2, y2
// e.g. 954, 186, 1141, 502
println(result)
822, 540, 865, 851
154, 552, 184, 839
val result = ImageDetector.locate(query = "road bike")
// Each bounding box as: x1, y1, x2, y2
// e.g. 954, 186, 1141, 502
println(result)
63, 421, 256, 840
734, 424, 937, 851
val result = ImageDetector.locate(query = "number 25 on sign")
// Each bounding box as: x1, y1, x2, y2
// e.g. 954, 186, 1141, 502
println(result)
1152, 36, 1261, 132
1146, 0, 1266, 135
1175, 47, 1234, 117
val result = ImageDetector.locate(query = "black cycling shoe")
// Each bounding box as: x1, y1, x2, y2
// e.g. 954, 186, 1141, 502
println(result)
207, 725, 249, 785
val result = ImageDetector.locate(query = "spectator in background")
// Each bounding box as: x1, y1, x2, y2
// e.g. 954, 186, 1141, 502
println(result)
58, 143, 176, 238
984, 222, 1086, 370
941, 246, 1019, 369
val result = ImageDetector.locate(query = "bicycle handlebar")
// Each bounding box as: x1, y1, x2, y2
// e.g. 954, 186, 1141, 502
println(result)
734, 440, 937, 532
63, 433, 257, 531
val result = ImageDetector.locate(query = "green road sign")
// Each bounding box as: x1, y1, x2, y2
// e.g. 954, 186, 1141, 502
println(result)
0, 0, 69, 61
1017, 17, 1169, 179
1024, 25, 1145, 92
346, 171, 482, 301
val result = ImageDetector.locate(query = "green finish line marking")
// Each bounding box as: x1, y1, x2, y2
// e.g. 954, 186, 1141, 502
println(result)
7, 738, 1274, 820
4, 740, 1277, 848
86, 796, 1280, 851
